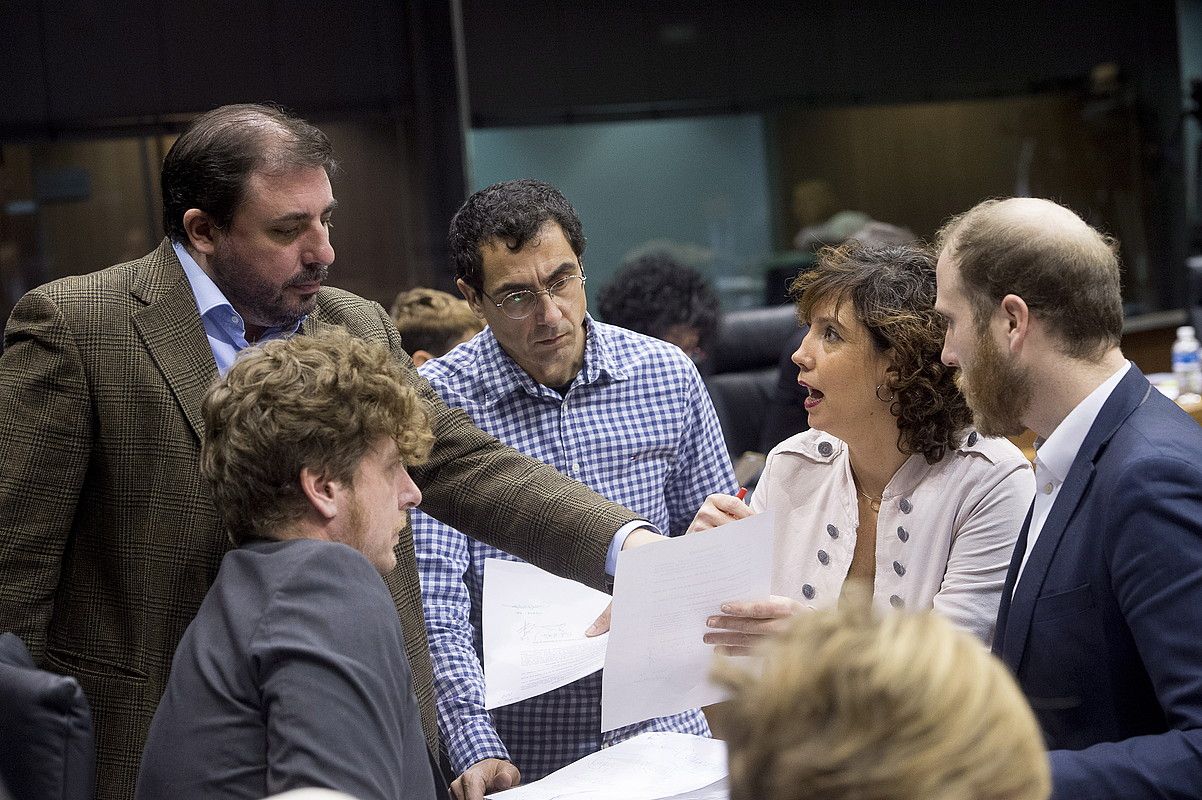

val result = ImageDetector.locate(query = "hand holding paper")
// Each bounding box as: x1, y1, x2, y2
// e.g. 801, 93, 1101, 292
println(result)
703, 594, 804, 656
601, 511, 775, 731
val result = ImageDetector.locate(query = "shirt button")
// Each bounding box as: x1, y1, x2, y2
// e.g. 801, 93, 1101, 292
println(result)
967, 431, 979, 446
802, 584, 816, 600
817, 441, 833, 457
817, 550, 830, 565
897, 526, 909, 542
573, 463, 582, 474
899, 498, 912, 514
890, 594, 904, 608
893, 560, 906, 577
1043, 482, 1054, 494
826, 524, 839, 539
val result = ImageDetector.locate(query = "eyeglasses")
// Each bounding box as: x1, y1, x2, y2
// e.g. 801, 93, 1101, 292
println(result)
482, 273, 587, 320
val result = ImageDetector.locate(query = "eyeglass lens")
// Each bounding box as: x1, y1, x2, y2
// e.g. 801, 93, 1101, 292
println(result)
500, 274, 584, 318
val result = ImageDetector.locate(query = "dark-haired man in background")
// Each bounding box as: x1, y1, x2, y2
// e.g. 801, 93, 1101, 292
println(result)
596, 250, 720, 371
0, 104, 663, 800
416, 179, 735, 800
935, 197, 1202, 799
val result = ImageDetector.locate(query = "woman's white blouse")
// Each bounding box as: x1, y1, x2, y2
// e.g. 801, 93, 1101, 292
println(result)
751, 428, 1034, 644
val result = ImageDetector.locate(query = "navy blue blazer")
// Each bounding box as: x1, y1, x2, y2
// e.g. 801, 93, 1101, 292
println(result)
994, 366, 1202, 798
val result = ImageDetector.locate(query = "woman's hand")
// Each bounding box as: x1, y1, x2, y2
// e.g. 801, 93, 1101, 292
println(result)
703, 595, 803, 656
687, 493, 754, 533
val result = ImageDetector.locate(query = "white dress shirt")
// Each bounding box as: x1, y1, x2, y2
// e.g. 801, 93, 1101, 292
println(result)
1016, 361, 1131, 587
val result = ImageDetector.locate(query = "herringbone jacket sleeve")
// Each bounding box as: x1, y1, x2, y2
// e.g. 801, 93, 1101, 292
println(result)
313, 291, 638, 592
0, 288, 94, 661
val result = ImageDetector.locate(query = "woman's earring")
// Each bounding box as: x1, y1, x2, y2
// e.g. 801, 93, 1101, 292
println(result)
875, 383, 895, 403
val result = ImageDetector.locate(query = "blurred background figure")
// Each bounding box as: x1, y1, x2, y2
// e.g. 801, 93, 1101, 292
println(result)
713, 591, 1051, 800
597, 251, 721, 372
790, 179, 871, 252
390, 287, 484, 366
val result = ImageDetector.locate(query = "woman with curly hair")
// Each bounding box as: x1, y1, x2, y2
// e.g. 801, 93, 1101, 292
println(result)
691, 241, 1033, 645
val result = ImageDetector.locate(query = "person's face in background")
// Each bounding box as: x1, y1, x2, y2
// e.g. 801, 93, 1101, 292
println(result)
459, 220, 588, 388
659, 323, 706, 366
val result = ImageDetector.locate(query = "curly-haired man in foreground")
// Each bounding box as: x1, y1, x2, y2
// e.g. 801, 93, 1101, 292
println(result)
137, 330, 439, 800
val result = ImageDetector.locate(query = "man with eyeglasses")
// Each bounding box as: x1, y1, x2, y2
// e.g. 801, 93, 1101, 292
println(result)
415, 179, 736, 800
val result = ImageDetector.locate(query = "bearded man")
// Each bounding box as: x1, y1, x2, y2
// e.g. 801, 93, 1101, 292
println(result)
935, 197, 1202, 799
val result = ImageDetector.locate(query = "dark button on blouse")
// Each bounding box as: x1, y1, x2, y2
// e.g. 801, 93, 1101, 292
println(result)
826, 523, 839, 539
802, 584, 816, 599
817, 441, 833, 457
890, 594, 904, 608
897, 526, 909, 543
893, 560, 906, 577
967, 431, 979, 446
817, 549, 830, 565
899, 497, 912, 514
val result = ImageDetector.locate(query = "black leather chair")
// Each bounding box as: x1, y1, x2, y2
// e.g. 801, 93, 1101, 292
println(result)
705, 304, 806, 465
0, 633, 96, 800
1188, 256, 1202, 334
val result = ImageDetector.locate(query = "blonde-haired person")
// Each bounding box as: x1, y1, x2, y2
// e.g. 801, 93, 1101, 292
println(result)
714, 589, 1051, 800
693, 242, 1033, 648
391, 287, 484, 366
137, 330, 439, 800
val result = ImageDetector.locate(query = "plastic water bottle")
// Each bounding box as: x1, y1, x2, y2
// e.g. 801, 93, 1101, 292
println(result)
1171, 326, 1202, 400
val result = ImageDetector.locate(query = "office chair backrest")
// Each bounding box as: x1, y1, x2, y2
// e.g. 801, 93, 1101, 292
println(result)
0, 633, 96, 800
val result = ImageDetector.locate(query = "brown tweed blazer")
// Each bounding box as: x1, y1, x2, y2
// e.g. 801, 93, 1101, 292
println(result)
0, 240, 634, 800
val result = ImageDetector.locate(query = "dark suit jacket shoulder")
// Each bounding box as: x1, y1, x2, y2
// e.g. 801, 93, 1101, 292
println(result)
136, 539, 436, 800
995, 367, 1202, 799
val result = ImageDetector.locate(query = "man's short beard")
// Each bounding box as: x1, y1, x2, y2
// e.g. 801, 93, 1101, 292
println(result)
956, 325, 1033, 438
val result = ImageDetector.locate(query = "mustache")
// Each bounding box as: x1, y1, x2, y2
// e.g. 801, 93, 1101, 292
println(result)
287, 266, 330, 287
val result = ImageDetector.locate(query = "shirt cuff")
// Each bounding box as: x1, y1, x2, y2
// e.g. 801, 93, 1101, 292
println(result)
607, 519, 658, 576
446, 715, 512, 776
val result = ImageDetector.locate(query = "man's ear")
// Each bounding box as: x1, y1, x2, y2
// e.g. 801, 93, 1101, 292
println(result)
182, 208, 220, 256
410, 349, 433, 367
299, 465, 341, 521
456, 278, 486, 319
1000, 294, 1031, 355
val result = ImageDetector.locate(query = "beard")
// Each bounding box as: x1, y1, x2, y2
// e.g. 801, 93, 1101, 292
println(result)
955, 327, 1033, 438
209, 241, 328, 331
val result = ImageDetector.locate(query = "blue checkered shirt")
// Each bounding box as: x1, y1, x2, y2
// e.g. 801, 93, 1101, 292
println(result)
414, 316, 736, 779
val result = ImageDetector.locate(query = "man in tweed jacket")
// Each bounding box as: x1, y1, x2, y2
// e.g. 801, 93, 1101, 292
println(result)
0, 104, 654, 800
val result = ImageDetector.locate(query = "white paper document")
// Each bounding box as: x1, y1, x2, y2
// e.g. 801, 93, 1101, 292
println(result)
483, 558, 612, 710
484, 731, 729, 800
601, 511, 775, 732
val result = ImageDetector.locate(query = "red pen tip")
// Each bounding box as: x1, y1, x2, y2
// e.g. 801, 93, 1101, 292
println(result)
735, 487, 748, 501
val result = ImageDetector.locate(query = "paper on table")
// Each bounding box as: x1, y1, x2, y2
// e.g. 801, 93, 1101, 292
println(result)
484, 731, 728, 800
483, 558, 612, 710
601, 511, 775, 732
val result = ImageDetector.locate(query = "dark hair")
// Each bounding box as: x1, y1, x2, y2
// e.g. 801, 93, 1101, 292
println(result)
448, 178, 585, 292
791, 242, 972, 464
597, 251, 720, 353
161, 103, 336, 243
936, 198, 1123, 360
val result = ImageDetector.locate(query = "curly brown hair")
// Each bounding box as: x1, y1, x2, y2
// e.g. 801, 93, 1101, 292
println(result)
201, 329, 435, 545
791, 241, 971, 464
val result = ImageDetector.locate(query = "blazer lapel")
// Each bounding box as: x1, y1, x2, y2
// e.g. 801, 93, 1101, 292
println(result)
130, 240, 218, 443
992, 499, 1035, 657
998, 367, 1152, 672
